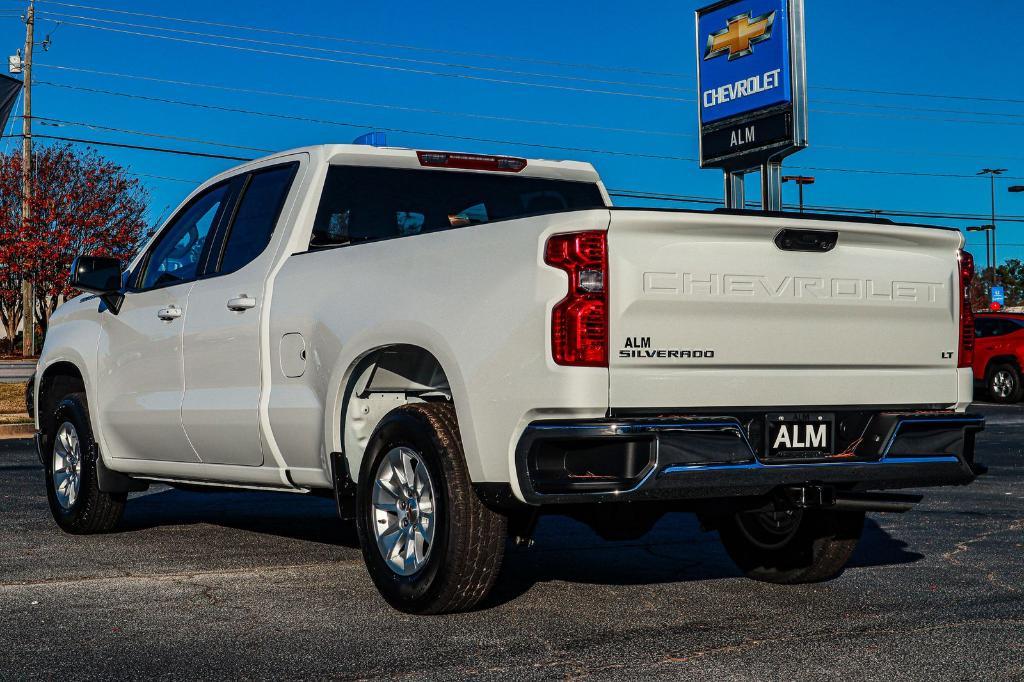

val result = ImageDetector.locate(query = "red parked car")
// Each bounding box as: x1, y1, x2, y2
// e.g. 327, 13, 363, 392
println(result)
973, 312, 1024, 402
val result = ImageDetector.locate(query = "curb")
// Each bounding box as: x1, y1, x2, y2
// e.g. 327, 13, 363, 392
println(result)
0, 423, 34, 439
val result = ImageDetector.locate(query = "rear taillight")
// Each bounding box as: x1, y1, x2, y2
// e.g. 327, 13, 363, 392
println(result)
545, 231, 608, 367
958, 249, 975, 368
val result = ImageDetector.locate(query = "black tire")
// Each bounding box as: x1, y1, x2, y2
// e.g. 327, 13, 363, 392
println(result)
355, 402, 507, 614
986, 363, 1023, 403
44, 392, 126, 534
25, 371, 35, 419
717, 508, 864, 584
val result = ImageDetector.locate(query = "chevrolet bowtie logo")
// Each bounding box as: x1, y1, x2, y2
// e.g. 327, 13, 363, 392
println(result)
704, 10, 776, 61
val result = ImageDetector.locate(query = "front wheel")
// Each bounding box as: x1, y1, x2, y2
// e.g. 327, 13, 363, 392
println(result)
717, 508, 864, 584
44, 393, 126, 534
355, 402, 507, 614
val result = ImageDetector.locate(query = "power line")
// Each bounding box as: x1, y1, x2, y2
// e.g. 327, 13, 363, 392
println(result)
1, 133, 206, 182
36, 80, 699, 161
36, 0, 695, 80
36, 0, 1024, 106
35, 64, 1024, 167
18, 132, 1024, 227
42, 19, 693, 102
607, 188, 1024, 224
12, 128, 1024, 227
38, 11, 694, 94
42, 19, 1024, 129
34, 115, 275, 152
814, 85, 1024, 106
36, 63, 694, 139
815, 142, 1024, 163
810, 97, 1024, 120
34, 81, 1024, 179
126, 170, 201, 184
13, 130, 1024, 226
41, 116, 1022, 184
51, 10, 1024, 119
31, 134, 253, 160
811, 107, 1024, 129
787, 164, 1024, 181
40, 63, 1024, 135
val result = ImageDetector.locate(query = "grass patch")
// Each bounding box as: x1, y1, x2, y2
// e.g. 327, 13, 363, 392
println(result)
0, 382, 28, 415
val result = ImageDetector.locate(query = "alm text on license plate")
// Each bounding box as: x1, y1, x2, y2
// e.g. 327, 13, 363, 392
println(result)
765, 413, 834, 461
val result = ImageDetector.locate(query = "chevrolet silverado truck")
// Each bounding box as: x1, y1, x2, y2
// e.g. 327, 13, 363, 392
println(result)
33, 144, 985, 613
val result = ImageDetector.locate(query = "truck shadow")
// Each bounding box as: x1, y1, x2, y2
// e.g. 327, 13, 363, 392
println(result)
484, 513, 922, 608
119, 489, 922, 603
119, 487, 360, 547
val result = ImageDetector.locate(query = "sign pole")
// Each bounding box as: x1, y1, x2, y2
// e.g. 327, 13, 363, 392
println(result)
724, 170, 746, 209
761, 160, 783, 211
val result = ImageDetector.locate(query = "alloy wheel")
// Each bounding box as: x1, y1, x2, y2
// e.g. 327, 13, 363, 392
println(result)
371, 446, 438, 576
992, 370, 1015, 399
52, 421, 83, 511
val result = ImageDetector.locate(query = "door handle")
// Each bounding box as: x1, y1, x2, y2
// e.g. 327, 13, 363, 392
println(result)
227, 295, 257, 311
157, 306, 182, 321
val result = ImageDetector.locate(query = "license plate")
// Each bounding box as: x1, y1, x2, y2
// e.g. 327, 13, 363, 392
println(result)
765, 413, 834, 460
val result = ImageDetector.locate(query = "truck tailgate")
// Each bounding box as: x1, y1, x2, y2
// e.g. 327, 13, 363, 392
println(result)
607, 210, 964, 409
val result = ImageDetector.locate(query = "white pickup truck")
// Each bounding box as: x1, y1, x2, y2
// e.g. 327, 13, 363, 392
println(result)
33, 144, 985, 613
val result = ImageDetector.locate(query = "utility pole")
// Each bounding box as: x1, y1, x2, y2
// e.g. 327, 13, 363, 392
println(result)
19, 0, 33, 358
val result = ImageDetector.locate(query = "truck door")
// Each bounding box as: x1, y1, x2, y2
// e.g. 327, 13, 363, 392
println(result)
180, 160, 302, 466
97, 182, 232, 463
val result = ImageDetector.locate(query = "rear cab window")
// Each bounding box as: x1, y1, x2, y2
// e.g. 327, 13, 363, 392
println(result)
309, 166, 605, 249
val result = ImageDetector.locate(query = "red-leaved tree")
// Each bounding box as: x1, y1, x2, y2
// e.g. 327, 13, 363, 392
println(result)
0, 144, 149, 343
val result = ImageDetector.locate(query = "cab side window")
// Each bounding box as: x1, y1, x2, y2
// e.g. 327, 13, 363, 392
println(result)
216, 163, 298, 275
139, 183, 229, 290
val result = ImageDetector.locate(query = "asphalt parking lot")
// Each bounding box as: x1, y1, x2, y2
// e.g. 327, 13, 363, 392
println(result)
1, 405, 1021, 680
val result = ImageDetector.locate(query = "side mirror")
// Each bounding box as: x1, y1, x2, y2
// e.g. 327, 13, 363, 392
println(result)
70, 255, 124, 313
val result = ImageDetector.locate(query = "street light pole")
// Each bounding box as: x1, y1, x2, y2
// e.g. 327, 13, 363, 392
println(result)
966, 225, 993, 286
781, 175, 815, 213
979, 168, 1007, 282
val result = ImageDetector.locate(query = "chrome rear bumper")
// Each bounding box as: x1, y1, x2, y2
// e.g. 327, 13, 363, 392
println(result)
515, 411, 984, 505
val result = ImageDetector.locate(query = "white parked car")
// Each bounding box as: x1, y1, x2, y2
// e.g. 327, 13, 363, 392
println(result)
34, 144, 985, 613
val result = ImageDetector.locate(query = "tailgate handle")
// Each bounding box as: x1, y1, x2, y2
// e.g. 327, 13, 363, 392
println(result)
774, 229, 838, 253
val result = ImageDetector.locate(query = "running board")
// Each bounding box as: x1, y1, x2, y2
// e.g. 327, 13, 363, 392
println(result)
132, 476, 312, 494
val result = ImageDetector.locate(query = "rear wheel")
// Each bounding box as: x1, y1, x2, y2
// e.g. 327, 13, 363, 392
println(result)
987, 363, 1023, 403
717, 508, 864, 584
355, 402, 507, 614
44, 393, 126, 534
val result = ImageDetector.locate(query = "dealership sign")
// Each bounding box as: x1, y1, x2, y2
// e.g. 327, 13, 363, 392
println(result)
696, 0, 807, 170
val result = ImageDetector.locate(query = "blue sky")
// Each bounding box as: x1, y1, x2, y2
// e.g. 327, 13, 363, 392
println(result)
1, 0, 1022, 267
